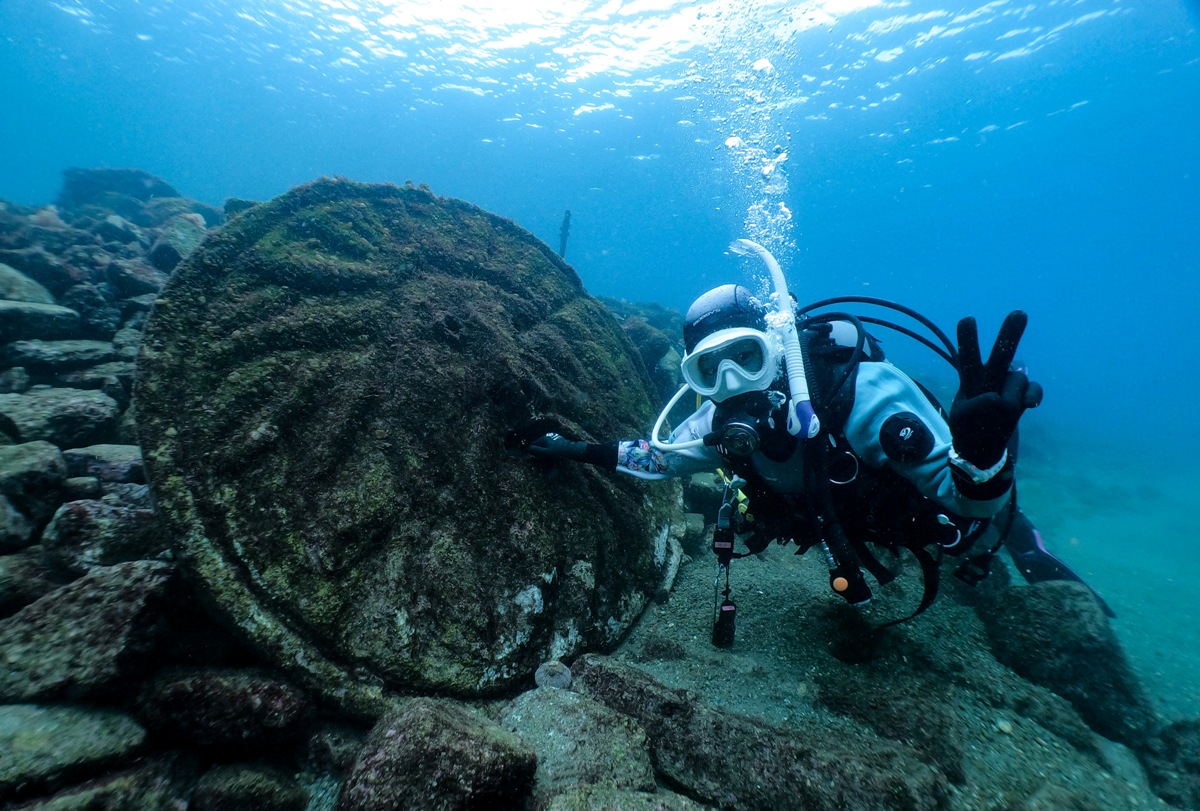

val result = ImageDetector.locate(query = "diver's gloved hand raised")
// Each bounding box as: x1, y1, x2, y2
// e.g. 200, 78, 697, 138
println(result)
949, 311, 1044, 473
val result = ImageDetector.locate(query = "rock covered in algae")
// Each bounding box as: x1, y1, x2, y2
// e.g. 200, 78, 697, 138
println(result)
134, 178, 678, 715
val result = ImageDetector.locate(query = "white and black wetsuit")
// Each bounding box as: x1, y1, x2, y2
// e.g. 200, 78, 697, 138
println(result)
613, 358, 1011, 523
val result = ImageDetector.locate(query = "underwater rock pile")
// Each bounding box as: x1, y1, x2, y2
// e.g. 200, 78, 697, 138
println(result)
1, 169, 1199, 810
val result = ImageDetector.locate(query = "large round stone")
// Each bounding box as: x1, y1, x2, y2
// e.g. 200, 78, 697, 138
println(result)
134, 178, 677, 716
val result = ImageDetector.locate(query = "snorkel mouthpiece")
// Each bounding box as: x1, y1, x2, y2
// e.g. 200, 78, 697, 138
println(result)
729, 239, 820, 440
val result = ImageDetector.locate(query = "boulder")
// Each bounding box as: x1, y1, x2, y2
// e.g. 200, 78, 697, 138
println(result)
2, 339, 117, 372
978, 581, 1157, 747
0, 704, 146, 803
0, 560, 176, 702
224, 197, 261, 217
117, 400, 139, 443
572, 654, 948, 811
189, 764, 308, 811
0, 247, 74, 296
91, 214, 145, 245
147, 212, 207, 271
60, 282, 122, 340
0, 300, 80, 343
138, 196, 226, 229
337, 698, 537, 811
53, 361, 136, 407
121, 291, 159, 318
814, 664, 966, 784
543, 786, 710, 811
0, 261, 55, 303
111, 325, 144, 355
137, 668, 311, 750
0, 439, 68, 524
40, 497, 164, 577
303, 722, 368, 775
497, 687, 656, 805
1142, 719, 1200, 810
0, 545, 58, 617
62, 443, 144, 483
57, 167, 180, 212
0, 366, 31, 394
0, 492, 36, 551
4, 756, 197, 811
0, 386, 119, 447
107, 257, 169, 297
63, 474, 104, 499
135, 178, 678, 711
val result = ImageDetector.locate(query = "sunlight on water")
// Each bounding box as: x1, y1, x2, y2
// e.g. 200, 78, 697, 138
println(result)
45, 0, 1128, 105
40, 0, 1133, 252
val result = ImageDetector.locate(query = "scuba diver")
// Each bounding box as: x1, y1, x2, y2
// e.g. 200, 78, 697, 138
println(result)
522, 239, 1112, 642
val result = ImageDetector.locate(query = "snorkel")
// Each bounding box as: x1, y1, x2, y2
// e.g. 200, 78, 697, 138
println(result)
728, 238, 819, 440
649, 239, 818, 452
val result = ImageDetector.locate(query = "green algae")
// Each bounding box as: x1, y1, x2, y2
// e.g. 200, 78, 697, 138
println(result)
135, 178, 678, 715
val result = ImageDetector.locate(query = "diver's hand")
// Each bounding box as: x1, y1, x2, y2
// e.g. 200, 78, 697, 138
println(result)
950, 311, 1044, 472
526, 432, 590, 462
525, 432, 618, 469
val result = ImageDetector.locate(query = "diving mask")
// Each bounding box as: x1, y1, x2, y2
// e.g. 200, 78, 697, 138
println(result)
680, 327, 780, 402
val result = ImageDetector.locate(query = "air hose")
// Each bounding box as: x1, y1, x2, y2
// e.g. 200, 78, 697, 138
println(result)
729, 239, 819, 440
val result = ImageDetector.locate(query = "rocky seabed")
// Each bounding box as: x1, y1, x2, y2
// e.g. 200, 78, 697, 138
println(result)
1, 170, 1198, 811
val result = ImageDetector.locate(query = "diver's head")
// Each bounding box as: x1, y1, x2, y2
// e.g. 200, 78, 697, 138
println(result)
683, 284, 766, 352
680, 285, 781, 403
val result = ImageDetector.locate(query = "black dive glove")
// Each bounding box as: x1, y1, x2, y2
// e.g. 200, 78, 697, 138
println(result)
949, 311, 1044, 493
526, 433, 617, 468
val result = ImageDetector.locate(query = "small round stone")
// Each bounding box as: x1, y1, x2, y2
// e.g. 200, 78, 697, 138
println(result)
534, 660, 572, 689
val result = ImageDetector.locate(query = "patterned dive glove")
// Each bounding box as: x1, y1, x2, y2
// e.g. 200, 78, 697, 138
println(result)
949, 311, 1043, 492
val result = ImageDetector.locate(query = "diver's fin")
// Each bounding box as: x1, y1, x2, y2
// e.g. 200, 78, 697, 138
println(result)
1004, 511, 1116, 618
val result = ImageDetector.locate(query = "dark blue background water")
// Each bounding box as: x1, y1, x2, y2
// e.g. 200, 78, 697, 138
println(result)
3, 0, 1199, 715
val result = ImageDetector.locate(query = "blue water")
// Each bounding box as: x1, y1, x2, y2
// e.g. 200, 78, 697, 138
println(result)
3, 0, 1199, 716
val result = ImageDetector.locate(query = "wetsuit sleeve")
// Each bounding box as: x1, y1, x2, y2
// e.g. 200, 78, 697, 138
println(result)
614, 401, 723, 480
843, 362, 1011, 519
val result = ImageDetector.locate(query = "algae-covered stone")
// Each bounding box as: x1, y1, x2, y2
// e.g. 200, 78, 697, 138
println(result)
108, 257, 169, 297
572, 654, 949, 811
134, 178, 678, 712
0, 493, 36, 551
2, 339, 117, 372
338, 698, 537, 811
1143, 719, 1200, 810
980, 581, 1156, 747
40, 497, 164, 577
0, 560, 176, 702
0, 387, 120, 447
543, 786, 710, 811
0, 440, 68, 525
189, 764, 308, 811
498, 686, 656, 803
4, 756, 198, 811
0, 262, 56, 304
57, 167, 181, 211
147, 213, 207, 271
0, 704, 146, 802
62, 443, 144, 483
0, 300, 80, 343
0, 546, 57, 616
138, 667, 311, 750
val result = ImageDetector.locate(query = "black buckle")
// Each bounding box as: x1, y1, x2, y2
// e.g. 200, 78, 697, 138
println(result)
954, 554, 993, 586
